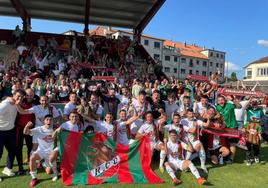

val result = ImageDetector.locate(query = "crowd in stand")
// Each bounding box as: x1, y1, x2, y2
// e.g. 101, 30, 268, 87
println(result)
0, 27, 268, 186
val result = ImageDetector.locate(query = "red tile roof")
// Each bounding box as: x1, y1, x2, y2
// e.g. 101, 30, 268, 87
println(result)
245, 56, 268, 68
89, 26, 116, 36
164, 40, 209, 59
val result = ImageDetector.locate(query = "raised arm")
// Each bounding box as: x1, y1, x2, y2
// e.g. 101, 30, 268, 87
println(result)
79, 112, 97, 125
23, 121, 33, 135
233, 98, 242, 109
202, 118, 210, 128
52, 127, 62, 140
123, 112, 142, 126
16, 104, 32, 114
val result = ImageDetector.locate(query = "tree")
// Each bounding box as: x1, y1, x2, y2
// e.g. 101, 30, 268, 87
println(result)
231, 72, 238, 82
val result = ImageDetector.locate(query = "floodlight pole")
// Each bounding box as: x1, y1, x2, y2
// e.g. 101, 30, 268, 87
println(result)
10, 0, 31, 31
84, 0, 91, 36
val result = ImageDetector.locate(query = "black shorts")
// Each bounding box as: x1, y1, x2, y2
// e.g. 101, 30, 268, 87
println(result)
228, 138, 239, 145
209, 148, 220, 157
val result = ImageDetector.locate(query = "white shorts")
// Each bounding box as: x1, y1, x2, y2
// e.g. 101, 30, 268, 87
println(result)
190, 140, 201, 149
34, 149, 51, 167
169, 159, 185, 171
151, 140, 163, 151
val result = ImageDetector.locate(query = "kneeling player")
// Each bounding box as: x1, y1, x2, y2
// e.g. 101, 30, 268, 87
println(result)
207, 120, 230, 165
24, 115, 58, 187
165, 130, 206, 185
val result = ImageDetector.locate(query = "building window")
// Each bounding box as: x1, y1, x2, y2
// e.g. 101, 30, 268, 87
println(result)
174, 56, 178, 62
189, 70, 193, 74
181, 58, 186, 63
189, 61, 193, 67
164, 67, 170, 73
154, 42, 160, 49
220, 64, 223, 68
247, 68, 252, 79
216, 63, 219, 67
221, 54, 224, 59
216, 53, 219, 58
210, 72, 212, 76
174, 68, 177, 73
144, 39, 149, 46
122, 35, 130, 39
210, 62, 213, 66
181, 69, 186, 74
196, 70, 199, 75
203, 61, 207, 66
154, 54, 160, 60
196, 60, 199, 65
210, 52, 213, 57
202, 71, 206, 76
165, 56, 170, 61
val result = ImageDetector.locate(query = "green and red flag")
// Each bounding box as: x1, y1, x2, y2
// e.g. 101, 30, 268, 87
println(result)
58, 130, 164, 185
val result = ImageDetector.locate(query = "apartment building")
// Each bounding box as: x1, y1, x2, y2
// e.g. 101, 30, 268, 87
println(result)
163, 40, 225, 81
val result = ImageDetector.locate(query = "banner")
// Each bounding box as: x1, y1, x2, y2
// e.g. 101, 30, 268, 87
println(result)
202, 127, 242, 138
218, 88, 266, 97
58, 131, 164, 185
187, 74, 208, 81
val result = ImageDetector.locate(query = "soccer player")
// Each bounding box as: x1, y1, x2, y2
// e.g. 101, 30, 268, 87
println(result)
135, 112, 166, 173
180, 108, 210, 173
207, 119, 230, 165
16, 95, 60, 152
165, 130, 206, 185
164, 113, 183, 138
128, 91, 151, 139
81, 112, 115, 140
63, 92, 78, 120
114, 110, 141, 145
24, 115, 58, 187
49, 111, 83, 165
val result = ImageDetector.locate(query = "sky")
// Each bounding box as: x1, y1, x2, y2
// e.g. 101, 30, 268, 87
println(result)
1, 0, 268, 79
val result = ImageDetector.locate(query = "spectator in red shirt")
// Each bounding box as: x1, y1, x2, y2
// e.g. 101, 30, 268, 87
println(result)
10, 88, 37, 175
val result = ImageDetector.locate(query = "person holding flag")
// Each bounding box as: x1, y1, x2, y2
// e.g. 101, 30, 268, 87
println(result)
135, 111, 166, 173
216, 95, 242, 163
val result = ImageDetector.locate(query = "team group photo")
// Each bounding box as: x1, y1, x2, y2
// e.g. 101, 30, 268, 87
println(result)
0, 0, 268, 187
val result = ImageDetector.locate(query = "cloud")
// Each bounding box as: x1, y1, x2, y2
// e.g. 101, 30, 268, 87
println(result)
225, 61, 240, 73
257, 39, 268, 47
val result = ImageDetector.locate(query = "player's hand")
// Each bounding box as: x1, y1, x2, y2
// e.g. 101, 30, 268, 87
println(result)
163, 138, 167, 143
26, 121, 33, 128
136, 111, 142, 118
187, 145, 194, 152
56, 127, 62, 133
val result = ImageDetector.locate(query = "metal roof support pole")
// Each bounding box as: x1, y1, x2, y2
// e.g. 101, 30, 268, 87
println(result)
135, 0, 166, 33
83, 0, 90, 36
22, 17, 31, 31
133, 28, 141, 44
10, 0, 31, 31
